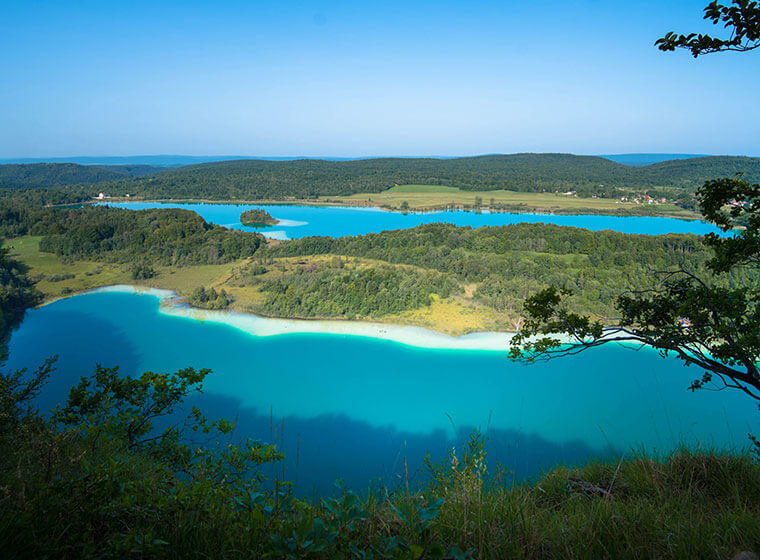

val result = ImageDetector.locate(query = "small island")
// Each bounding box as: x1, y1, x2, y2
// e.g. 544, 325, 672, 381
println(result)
240, 208, 279, 226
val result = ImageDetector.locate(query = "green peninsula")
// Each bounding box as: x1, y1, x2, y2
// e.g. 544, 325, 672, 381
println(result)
3, 200, 747, 336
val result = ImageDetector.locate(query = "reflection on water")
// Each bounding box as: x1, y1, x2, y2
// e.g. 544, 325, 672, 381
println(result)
7, 291, 756, 495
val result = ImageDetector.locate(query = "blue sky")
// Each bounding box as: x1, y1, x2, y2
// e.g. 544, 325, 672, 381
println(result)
1, 0, 758, 158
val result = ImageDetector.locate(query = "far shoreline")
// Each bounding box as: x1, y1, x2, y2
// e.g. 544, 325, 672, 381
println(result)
82, 196, 705, 221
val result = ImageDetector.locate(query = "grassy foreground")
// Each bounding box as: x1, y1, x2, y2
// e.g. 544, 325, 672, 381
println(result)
5, 390, 760, 560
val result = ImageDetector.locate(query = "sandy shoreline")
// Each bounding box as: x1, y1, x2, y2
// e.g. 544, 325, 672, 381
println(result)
91, 285, 514, 351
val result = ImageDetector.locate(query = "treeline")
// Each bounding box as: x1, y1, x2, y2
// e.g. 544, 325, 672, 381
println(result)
189, 286, 232, 309
235, 259, 456, 318
0, 163, 161, 189
0, 247, 41, 352
115, 154, 760, 199
262, 223, 722, 319
0, 201, 264, 266
8, 154, 760, 204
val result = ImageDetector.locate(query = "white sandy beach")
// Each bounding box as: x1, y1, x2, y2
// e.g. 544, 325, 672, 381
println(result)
92, 285, 514, 351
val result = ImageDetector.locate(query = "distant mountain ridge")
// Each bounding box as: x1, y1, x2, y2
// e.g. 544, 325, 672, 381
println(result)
0, 155, 379, 167
0, 152, 732, 168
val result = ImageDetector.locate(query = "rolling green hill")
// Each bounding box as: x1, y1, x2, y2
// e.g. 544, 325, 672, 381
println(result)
0, 163, 164, 190
3, 154, 760, 206
97, 153, 760, 201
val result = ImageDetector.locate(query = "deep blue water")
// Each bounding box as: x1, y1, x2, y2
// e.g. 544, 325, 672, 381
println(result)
7, 291, 756, 495
103, 202, 720, 239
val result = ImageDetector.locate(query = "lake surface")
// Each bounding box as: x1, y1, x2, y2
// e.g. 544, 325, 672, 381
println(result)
102, 202, 721, 239
8, 289, 756, 495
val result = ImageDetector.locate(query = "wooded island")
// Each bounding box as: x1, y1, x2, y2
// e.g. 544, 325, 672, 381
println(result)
240, 208, 279, 226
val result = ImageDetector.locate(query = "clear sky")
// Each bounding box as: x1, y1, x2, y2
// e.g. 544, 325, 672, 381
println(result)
1, 0, 758, 158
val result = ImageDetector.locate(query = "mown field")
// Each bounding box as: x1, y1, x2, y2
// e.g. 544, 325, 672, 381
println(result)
323, 184, 699, 218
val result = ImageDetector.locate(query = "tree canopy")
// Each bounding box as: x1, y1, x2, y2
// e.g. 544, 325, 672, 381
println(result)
511, 1, 760, 404
656, 0, 760, 56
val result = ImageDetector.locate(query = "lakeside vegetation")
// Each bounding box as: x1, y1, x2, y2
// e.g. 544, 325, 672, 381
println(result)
327, 184, 701, 218
2, 219, 758, 558
5, 201, 756, 335
232, 257, 458, 319
0, 201, 264, 266
261, 222, 748, 327
0, 246, 40, 355
2, 0, 759, 556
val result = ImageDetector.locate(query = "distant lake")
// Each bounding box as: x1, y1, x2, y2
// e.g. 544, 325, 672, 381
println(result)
8, 290, 756, 495
102, 202, 721, 239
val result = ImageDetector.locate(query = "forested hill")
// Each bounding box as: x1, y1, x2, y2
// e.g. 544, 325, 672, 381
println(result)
94, 153, 760, 200
0, 163, 163, 189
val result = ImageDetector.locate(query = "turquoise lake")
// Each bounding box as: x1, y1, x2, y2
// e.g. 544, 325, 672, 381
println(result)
103, 202, 721, 239
7, 290, 757, 495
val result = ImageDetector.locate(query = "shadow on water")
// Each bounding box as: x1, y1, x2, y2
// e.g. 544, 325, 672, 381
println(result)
4, 307, 142, 411
183, 391, 618, 496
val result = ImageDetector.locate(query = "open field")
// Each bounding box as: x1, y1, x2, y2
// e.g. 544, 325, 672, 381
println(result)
5, 236, 242, 302
383, 295, 511, 334
5, 236, 132, 299
322, 184, 700, 218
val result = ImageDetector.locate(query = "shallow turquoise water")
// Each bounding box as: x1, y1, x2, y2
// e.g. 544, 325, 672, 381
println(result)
103, 202, 720, 239
7, 291, 756, 495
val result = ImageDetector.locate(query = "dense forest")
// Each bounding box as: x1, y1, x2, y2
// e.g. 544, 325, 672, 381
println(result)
3, 200, 757, 326
233, 259, 457, 318
96, 154, 760, 201
0, 248, 41, 354
188, 285, 233, 309
0, 201, 264, 266
0, 163, 162, 189
2, 154, 759, 205
260, 223, 759, 321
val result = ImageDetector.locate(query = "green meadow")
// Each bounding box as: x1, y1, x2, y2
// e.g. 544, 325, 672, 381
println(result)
325, 184, 699, 218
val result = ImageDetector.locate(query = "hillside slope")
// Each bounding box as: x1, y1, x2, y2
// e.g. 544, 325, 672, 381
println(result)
97, 153, 760, 200
0, 163, 164, 189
